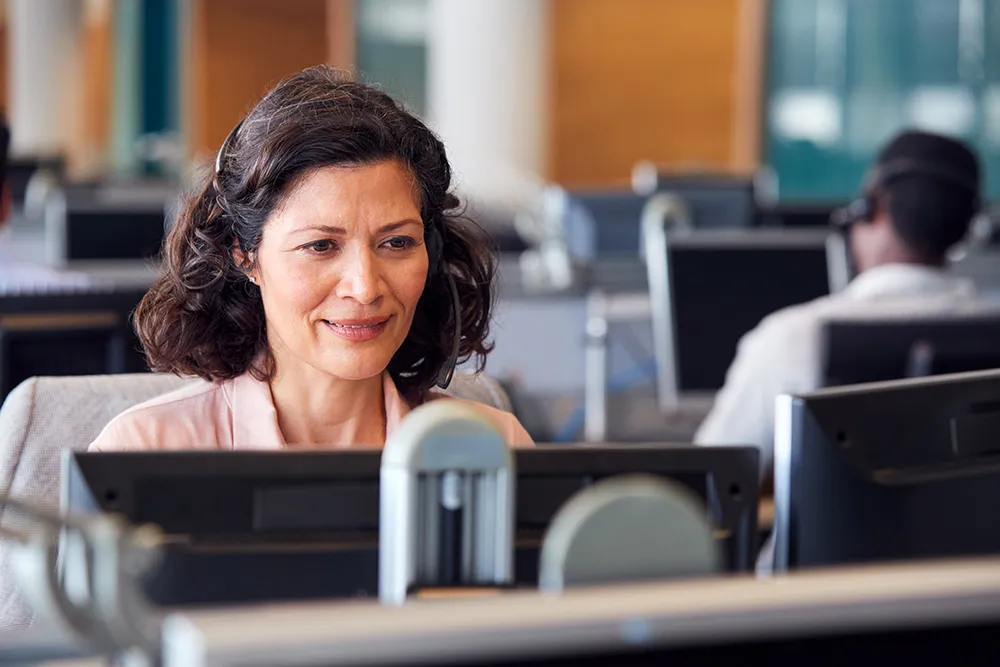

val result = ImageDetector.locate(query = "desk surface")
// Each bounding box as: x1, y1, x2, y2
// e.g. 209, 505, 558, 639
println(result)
162, 557, 1000, 666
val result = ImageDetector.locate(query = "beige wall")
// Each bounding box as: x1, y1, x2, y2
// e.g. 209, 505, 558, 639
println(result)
0, 0, 767, 181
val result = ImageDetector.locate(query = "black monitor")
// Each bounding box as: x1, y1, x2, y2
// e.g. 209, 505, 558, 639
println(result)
1, 324, 124, 398
563, 190, 650, 259
756, 202, 843, 228
564, 181, 756, 260
821, 315, 1000, 387
773, 369, 1000, 571
0, 288, 150, 400
63, 209, 167, 261
648, 173, 757, 229
662, 230, 841, 394
46, 183, 178, 263
62, 444, 759, 607
7, 156, 63, 210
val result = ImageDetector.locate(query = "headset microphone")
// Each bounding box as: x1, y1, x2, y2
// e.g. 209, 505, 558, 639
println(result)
427, 223, 461, 390
436, 272, 462, 389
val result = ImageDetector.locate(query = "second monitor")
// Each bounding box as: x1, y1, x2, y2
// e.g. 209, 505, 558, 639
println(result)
652, 229, 847, 399
773, 368, 1000, 572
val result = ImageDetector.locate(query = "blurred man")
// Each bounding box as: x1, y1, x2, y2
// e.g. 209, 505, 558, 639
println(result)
694, 130, 986, 476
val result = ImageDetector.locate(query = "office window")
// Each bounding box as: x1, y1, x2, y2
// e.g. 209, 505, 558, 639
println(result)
766, 0, 1000, 202
355, 0, 429, 116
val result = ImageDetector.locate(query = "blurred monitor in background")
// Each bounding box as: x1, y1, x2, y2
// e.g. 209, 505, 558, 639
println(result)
756, 202, 844, 228
820, 315, 1000, 387
44, 181, 178, 266
561, 178, 756, 261
662, 230, 837, 397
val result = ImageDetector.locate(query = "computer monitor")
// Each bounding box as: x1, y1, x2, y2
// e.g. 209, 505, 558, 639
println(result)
773, 369, 1000, 572
44, 183, 177, 265
0, 323, 123, 397
62, 444, 759, 607
756, 202, 843, 228
7, 156, 63, 210
0, 288, 150, 400
563, 190, 650, 259
648, 173, 757, 229
654, 229, 844, 397
821, 315, 1000, 387
564, 181, 756, 260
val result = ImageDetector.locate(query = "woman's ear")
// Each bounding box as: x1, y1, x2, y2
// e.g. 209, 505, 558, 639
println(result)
232, 248, 258, 283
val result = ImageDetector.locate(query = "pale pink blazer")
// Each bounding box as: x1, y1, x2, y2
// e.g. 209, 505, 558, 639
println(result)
89, 372, 534, 452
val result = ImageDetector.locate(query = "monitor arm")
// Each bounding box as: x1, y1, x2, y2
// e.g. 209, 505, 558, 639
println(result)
1, 493, 164, 667
641, 192, 692, 413
379, 400, 516, 604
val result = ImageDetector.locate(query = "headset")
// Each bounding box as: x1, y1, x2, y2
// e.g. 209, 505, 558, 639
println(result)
830, 159, 981, 230
215, 119, 462, 390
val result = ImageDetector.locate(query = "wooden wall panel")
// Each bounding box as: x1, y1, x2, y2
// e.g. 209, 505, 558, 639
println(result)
550, 0, 750, 187
732, 0, 768, 173
71, 0, 114, 177
188, 0, 330, 158
326, 0, 356, 71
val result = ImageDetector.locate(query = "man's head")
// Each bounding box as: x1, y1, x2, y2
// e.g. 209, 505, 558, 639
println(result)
844, 130, 981, 273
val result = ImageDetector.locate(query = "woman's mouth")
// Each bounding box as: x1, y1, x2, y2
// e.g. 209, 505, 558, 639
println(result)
322, 317, 390, 342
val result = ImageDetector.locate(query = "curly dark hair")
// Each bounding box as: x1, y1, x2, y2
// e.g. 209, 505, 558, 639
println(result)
136, 66, 496, 403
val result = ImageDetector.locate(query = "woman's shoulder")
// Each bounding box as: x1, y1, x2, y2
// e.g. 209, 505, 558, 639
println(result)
426, 393, 535, 448
88, 379, 234, 452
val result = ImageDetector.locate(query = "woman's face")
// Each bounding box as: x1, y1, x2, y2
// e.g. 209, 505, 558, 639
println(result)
249, 160, 429, 382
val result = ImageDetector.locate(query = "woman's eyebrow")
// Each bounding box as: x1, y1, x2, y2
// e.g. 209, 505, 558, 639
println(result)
289, 219, 423, 237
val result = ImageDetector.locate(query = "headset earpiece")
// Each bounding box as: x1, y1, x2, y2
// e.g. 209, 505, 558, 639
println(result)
426, 224, 444, 279
425, 221, 460, 389
435, 272, 462, 389
831, 196, 874, 230
215, 119, 245, 177
831, 158, 980, 231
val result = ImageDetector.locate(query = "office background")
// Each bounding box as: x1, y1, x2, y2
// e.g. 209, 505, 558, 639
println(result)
1, 0, 998, 442
11, 0, 1000, 196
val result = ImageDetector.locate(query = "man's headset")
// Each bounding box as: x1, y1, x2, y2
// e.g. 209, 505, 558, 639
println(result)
831, 158, 981, 230
215, 119, 462, 390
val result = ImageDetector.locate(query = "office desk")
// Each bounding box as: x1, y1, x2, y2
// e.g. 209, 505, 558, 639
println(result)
0, 628, 93, 665
161, 557, 1000, 666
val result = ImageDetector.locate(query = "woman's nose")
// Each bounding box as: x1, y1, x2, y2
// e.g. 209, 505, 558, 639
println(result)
336, 247, 383, 305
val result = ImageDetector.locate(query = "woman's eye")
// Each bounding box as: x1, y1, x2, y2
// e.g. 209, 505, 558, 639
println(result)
304, 239, 335, 253
383, 236, 417, 250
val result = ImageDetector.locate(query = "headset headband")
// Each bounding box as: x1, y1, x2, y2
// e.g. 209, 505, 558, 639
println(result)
215, 119, 246, 176
868, 158, 979, 197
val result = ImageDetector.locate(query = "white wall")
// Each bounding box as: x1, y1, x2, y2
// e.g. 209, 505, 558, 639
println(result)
6, 0, 83, 158
425, 0, 550, 212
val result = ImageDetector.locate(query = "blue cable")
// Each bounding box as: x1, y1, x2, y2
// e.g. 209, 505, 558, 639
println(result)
552, 357, 658, 442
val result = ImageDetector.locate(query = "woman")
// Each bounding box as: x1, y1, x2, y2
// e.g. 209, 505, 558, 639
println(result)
90, 66, 532, 451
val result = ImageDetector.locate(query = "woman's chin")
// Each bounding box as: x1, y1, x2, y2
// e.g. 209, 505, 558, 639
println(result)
314, 354, 392, 383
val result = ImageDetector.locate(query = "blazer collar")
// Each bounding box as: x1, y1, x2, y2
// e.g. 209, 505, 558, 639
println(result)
226, 371, 413, 449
